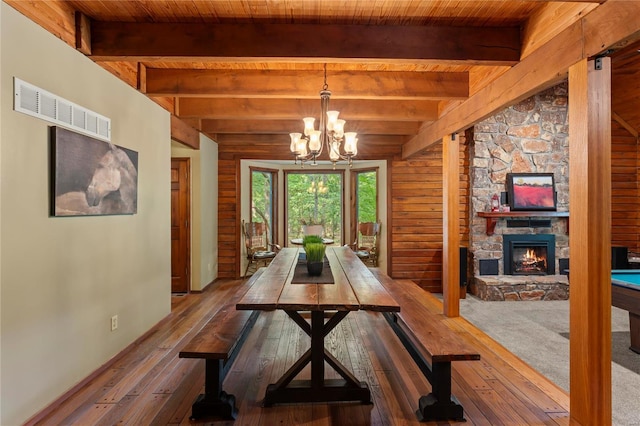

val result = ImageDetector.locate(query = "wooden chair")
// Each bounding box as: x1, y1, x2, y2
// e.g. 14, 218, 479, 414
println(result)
349, 222, 381, 267
242, 220, 280, 277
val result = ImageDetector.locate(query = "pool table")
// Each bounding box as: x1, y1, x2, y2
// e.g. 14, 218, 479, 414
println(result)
611, 270, 640, 354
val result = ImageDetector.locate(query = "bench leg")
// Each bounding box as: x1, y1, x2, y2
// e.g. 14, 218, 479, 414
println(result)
190, 360, 238, 420
188, 311, 259, 420
416, 361, 464, 422
383, 313, 466, 422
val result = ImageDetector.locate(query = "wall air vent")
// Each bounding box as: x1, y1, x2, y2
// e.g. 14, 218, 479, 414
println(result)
13, 77, 111, 141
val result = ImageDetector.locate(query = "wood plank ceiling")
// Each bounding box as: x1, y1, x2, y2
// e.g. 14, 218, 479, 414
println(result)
7, 0, 639, 158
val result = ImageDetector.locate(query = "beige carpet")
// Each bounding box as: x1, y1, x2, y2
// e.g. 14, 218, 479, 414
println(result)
458, 295, 640, 426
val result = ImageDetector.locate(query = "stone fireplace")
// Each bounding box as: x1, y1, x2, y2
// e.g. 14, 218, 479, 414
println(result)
468, 83, 570, 301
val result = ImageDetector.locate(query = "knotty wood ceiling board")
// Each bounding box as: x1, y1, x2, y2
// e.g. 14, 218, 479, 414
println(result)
61, 1, 543, 25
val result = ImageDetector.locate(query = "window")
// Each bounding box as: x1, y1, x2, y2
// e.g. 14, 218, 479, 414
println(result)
356, 169, 378, 223
250, 167, 277, 244
351, 169, 378, 243
285, 171, 344, 245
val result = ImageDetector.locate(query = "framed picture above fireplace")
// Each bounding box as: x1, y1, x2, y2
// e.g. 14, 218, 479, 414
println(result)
506, 173, 556, 211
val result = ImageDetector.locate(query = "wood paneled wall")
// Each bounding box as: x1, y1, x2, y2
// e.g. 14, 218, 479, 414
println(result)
388, 136, 469, 292
217, 139, 294, 278
611, 120, 640, 254
217, 158, 239, 278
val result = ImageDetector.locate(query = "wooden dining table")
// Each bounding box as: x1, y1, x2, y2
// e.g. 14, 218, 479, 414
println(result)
236, 246, 400, 406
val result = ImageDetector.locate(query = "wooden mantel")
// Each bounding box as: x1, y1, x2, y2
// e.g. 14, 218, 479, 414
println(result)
477, 211, 569, 236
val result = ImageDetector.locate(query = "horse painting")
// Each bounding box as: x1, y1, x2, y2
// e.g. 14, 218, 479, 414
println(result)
51, 126, 138, 216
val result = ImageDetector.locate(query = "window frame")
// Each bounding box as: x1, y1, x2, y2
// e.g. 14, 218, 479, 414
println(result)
350, 167, 379, 244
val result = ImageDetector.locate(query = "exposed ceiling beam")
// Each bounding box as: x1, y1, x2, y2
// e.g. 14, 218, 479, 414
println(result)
216, 134, 407, 144
214, 134, 406, 160
201, 119, 421, 135
171, 115, 200, 149
177, 98, 440, 121
88, 22, 520, 65
402, 0, 640, 159
520, 2, 599, 59
144, 69, 469, 100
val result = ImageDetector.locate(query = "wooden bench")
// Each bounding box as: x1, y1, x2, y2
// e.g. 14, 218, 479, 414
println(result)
371, 269, 481, 422
178, 269, 263, 420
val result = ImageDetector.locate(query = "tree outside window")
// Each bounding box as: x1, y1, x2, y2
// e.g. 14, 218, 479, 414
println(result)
250, 168, 277, 243
286, 172, 343, 244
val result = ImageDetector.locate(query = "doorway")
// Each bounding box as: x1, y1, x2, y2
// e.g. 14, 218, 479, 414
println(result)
171, 158, 190, 293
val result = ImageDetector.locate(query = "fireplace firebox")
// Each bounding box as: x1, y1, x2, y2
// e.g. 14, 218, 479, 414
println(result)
503, 234, 555, 275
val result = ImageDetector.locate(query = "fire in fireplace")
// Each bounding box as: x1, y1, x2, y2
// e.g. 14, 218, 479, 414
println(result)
503, 234, 555, 275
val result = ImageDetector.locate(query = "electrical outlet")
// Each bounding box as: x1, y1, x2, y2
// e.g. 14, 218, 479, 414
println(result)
111, 315, 118, 331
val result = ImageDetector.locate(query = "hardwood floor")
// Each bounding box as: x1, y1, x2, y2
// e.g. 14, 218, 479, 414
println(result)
29, 279, 570, 425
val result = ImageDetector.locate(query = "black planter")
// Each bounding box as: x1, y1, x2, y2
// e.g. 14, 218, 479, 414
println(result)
307, 261, 323, 276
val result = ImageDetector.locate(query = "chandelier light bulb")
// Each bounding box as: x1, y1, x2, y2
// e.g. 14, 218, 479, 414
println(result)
289, 133, 302, 153
309, 130, 322, 152
333, 119, 345, 138
344, 132, 358, 154
326, 110, 340, 131
296, 138, 308, 156
303, 117, 315, 136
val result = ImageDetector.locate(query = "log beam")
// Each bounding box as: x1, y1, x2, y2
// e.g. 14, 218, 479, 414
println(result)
88, 22, 520, 65
177, 98, 439, 121
144, 69, 468, 100
201, 119, 420, 136
74, 11, 91, 54
171, 115, 200, 150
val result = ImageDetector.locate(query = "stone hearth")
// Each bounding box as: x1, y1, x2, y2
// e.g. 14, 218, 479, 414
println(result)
471, 275, 569, 301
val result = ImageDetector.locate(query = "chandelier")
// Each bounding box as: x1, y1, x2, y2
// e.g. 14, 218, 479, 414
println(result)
289, 64, 358, 168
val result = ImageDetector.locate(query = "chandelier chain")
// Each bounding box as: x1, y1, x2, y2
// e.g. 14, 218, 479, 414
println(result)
323, 63, 328, 91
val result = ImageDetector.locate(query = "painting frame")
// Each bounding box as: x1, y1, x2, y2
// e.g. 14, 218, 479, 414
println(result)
50, 126, 138, 217
506, 172, 556, 211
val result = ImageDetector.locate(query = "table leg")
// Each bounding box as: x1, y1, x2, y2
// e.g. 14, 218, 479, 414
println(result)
310, 310, 325, 389
263, 310, 371, 406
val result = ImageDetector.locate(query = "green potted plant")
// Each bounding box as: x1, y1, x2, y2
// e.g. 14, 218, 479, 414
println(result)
305, 242, 326, 276
302, 235, 323, 248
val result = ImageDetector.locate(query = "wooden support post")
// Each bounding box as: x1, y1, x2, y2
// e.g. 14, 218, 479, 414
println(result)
568, 57, 612, 425
442, 133, 460, 317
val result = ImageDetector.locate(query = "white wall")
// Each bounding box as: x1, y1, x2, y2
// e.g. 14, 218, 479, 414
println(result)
171, 133, 219, 291
199, 134, 219, 285
0, 4, 171, 424
0, 4, 4, 422
239, 160, 388, 274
